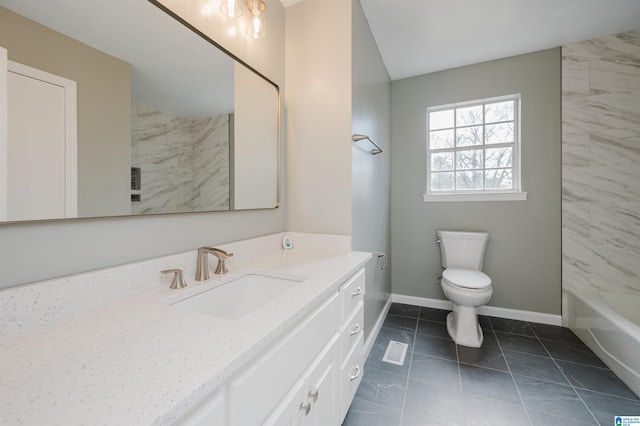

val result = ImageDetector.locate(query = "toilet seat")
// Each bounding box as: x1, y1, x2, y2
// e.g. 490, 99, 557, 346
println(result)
442, 268, 491, 290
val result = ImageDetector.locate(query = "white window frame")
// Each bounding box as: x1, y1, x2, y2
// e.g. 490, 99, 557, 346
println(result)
424, 94, 527, 202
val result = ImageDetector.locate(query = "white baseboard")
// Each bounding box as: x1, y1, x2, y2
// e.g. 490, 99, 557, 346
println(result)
479, 304, 562, 326
364, 295, 393, 361
392, 294, 452, 310
391, 294, 562, 326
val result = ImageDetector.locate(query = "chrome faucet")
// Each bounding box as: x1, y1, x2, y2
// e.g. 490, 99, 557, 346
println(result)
195, 247, 234, 280
212, 248, 234, 275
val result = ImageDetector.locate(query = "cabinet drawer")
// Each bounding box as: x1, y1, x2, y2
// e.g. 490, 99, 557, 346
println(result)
228, 292, 340, 425
340, 269, 365, 322
339, 333, 364, 422
339, 302, 364, 362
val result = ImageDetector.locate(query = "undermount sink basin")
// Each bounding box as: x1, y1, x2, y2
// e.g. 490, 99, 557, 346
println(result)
171, 273, 305, 320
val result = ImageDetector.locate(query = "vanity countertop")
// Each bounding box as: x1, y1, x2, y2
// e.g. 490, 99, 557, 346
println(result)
1, 247, 371, 425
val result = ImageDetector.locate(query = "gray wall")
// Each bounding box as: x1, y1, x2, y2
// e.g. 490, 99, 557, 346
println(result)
0, 1, 286, 290
391, 49, 562, 314
351, 0, 392, 340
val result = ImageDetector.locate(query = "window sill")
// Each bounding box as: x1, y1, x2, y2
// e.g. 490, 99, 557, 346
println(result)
423, 191, 528, 202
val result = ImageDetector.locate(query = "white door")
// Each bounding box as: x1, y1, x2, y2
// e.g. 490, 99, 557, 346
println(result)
0, 48, 77, 221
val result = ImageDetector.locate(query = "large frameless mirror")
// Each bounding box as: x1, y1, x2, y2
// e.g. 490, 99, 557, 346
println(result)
0, 0, 279, 223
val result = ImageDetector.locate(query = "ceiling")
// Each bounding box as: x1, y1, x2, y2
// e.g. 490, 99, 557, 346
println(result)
361, 0, 640, 80
283, 0, 640, 81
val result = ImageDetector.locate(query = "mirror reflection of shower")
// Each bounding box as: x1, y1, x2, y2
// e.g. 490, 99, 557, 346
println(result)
130, 105, 232, 215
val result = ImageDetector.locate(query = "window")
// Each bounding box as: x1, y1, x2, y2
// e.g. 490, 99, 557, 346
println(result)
424, 94, 527, 201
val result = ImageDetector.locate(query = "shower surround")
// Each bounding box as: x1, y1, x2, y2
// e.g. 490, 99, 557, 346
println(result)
562, 29, 640, 317
131, 104, 231, 215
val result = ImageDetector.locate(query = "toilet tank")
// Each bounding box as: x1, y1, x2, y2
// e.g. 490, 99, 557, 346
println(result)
437, 230, 489, 270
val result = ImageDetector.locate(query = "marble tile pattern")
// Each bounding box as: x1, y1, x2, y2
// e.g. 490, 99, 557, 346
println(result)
130, 104, 230, 215
0, 232, 350, 337
0, 232, 365, 425
562, 30, 640, 316
192, 114, 230, 211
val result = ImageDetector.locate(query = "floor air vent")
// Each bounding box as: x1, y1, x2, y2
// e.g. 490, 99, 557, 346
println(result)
382, 340, 408, 366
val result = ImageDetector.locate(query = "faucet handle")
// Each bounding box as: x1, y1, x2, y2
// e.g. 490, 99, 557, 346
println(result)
162, 269, 187, 289
212, 248, 234, 259
212, 248, 233, 275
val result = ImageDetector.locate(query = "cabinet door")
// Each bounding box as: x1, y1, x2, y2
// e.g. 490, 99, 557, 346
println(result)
263, 379, 306, 426
265, 334, 340, 426
303, 334, 339, 426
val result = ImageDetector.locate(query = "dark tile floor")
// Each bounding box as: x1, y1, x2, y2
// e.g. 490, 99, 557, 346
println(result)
342, 303, 640, 426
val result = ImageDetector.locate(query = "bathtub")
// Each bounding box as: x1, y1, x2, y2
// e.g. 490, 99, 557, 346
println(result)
566, 288, 640, 397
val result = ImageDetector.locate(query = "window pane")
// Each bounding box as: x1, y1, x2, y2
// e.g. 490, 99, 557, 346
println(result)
431, 152, 454, 171
429, 109, 454, 130
456, 126, 483, 146
485, 147, 513, 168
456, 149, 483, 170
485, 100, 514, 123
456, 105, 483, 126
485, 169, 513, 189
456, 171, 483, 190
431, 172, 454, 191
430, 129, 454, 149
486, 122, 514, 144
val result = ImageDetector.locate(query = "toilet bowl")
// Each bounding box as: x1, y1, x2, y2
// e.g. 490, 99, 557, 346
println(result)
437, 231, 493, 348
441, 268, 492, 347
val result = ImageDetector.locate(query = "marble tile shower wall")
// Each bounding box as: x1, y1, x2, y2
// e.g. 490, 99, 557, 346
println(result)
562, 30, 640, 313
131, 104, 230, 214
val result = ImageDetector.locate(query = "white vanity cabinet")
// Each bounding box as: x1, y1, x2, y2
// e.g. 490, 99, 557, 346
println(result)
176, 267, 367, 426
227, 292, 340, 425
337, 269, 365, 422
263, 268, 366, 426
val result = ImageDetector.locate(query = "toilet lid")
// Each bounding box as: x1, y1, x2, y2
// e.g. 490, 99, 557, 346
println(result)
442, 268, 491, 289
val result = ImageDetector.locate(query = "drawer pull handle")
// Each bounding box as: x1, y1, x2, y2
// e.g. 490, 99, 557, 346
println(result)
300, 401, 311, 416
349, 365, 361, 381
351, 287, 362, 297
350, 323, 361, 336
308, 388, 319, 402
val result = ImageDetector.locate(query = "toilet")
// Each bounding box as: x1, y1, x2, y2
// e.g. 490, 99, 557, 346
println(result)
437, 230, 492, 348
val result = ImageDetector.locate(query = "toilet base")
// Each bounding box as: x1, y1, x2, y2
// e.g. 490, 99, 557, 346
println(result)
446, 307, 484, 348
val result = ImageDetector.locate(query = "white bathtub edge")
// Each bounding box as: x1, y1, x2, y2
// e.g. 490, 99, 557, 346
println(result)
565, 287, 640, 398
